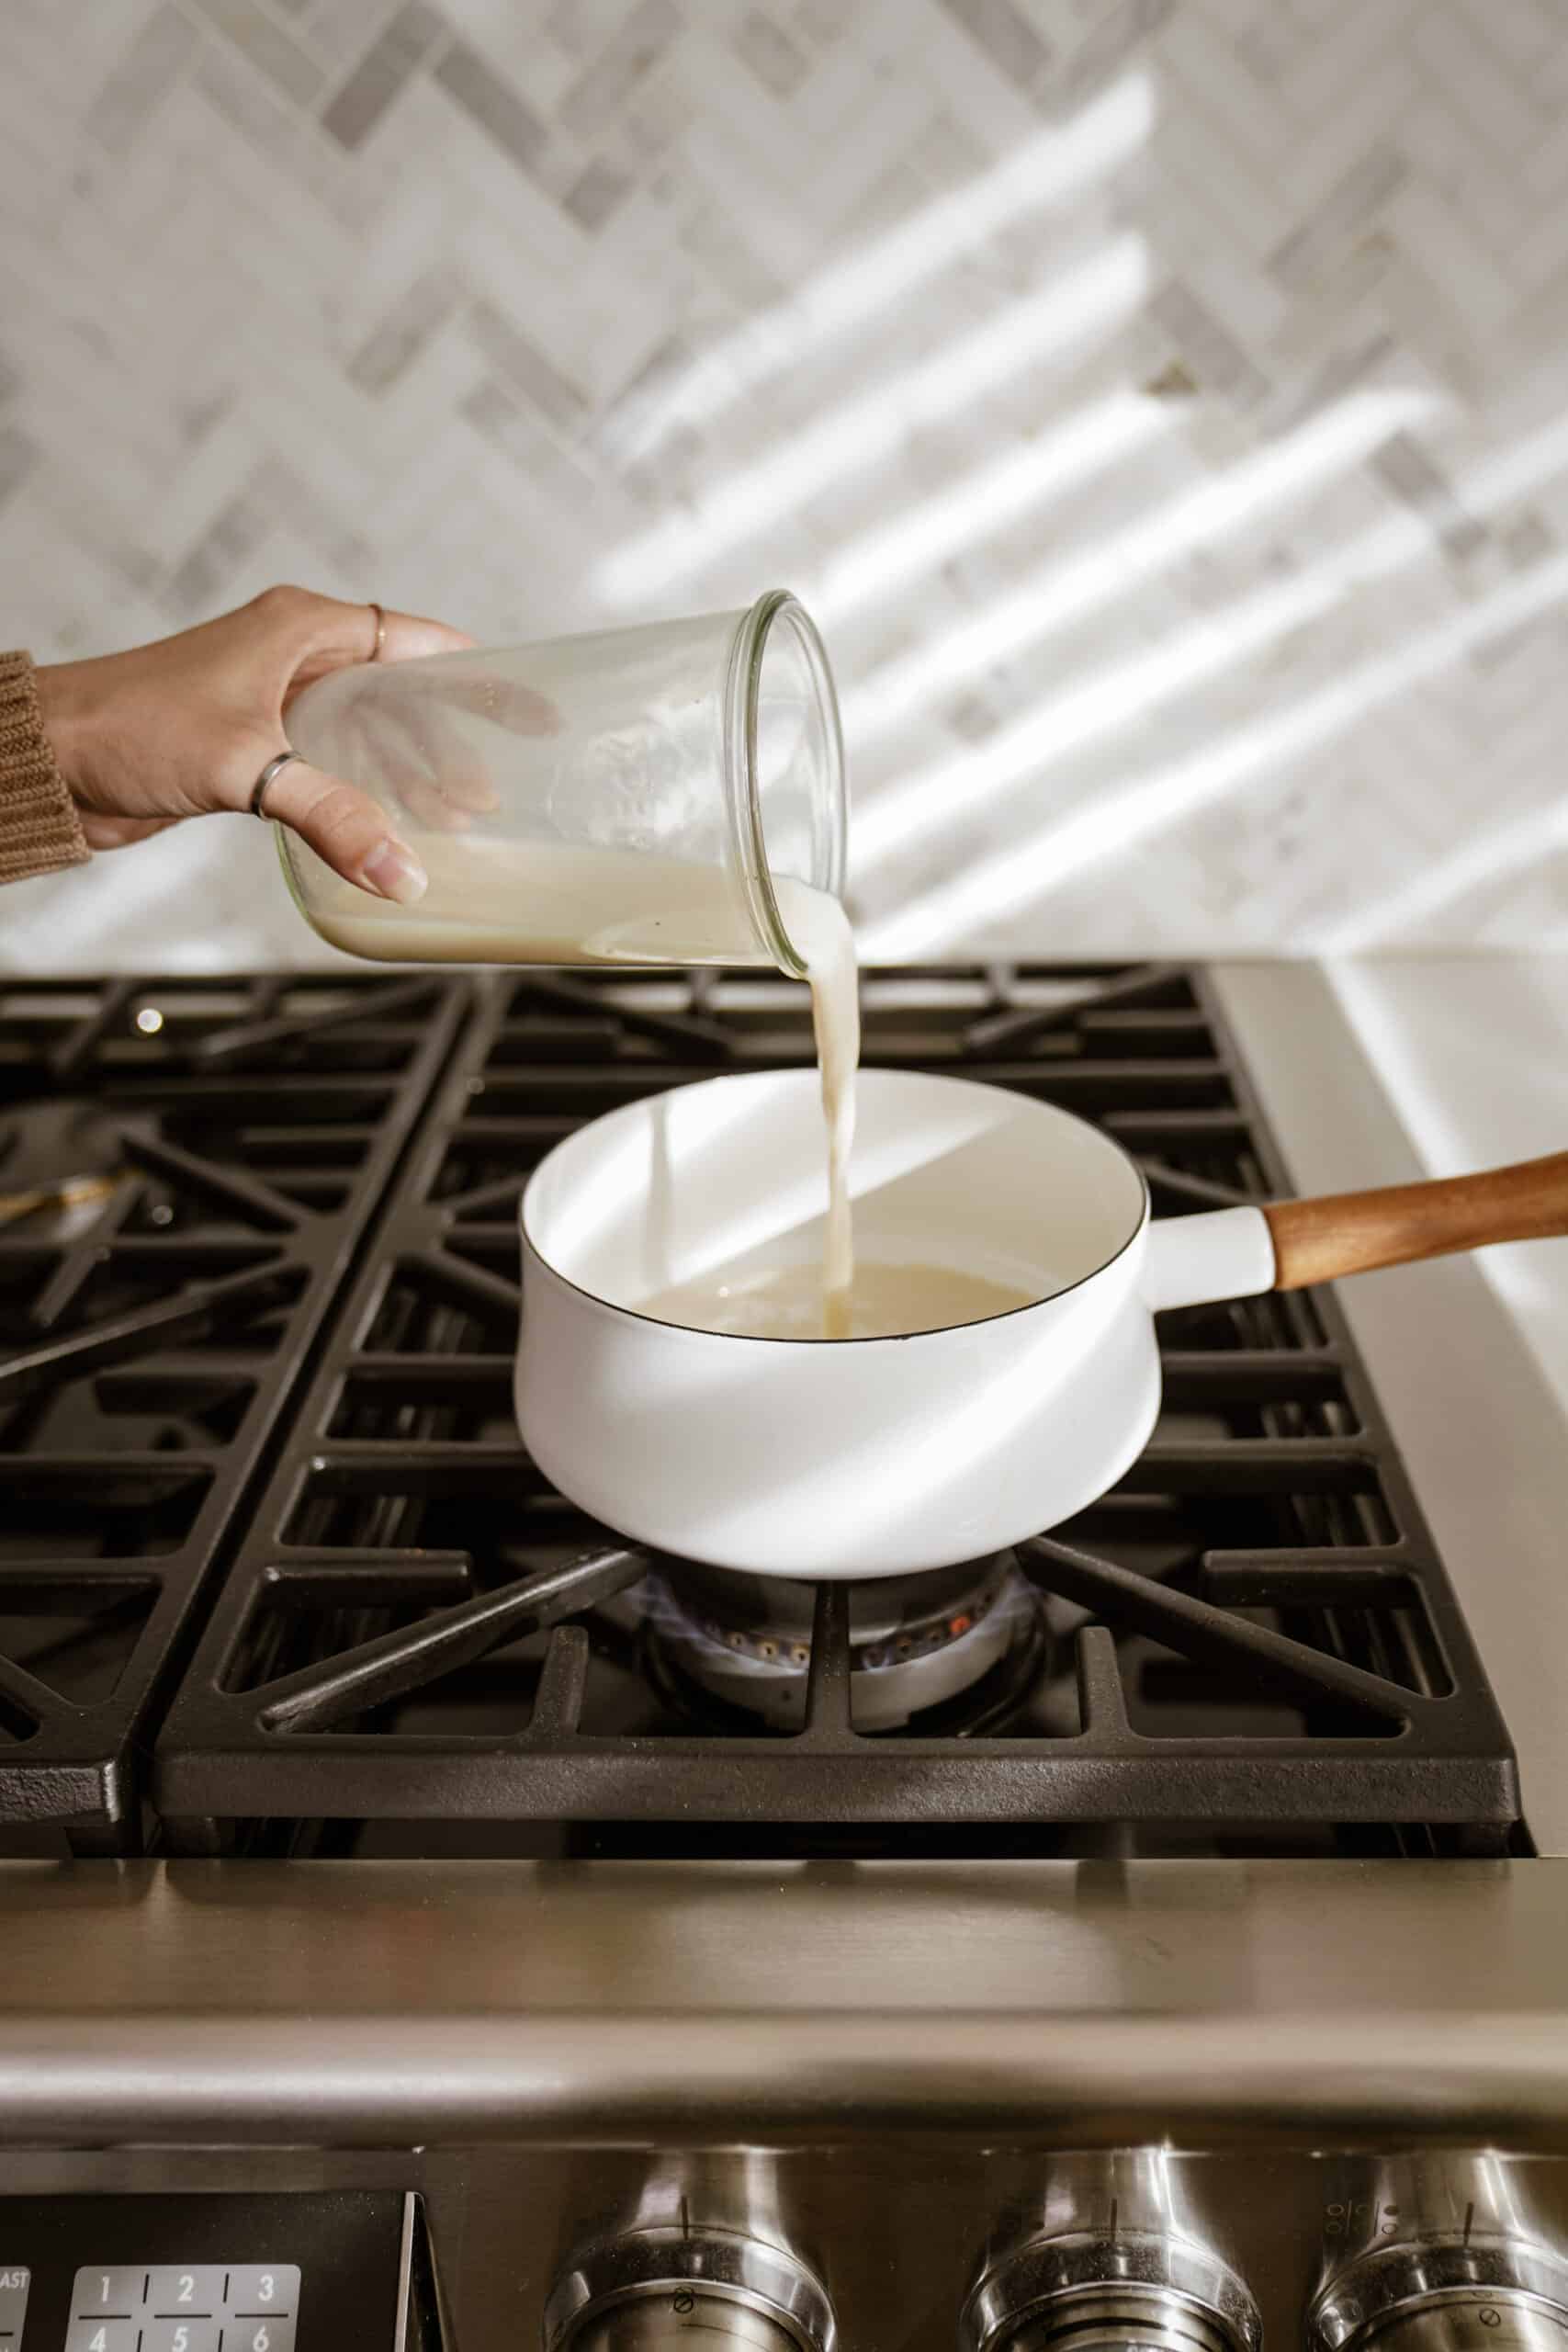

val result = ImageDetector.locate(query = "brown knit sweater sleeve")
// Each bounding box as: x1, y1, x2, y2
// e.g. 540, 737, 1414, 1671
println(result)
0, 650, 89, 883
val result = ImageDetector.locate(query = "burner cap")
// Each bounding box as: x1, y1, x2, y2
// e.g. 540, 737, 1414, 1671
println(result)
639, 1555, 1047, 1733
0, 1100, 146, 1241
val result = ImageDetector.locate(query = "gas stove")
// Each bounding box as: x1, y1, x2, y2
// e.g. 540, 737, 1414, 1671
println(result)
0, 960, 1517, 1861
3, 960, 1565, 2352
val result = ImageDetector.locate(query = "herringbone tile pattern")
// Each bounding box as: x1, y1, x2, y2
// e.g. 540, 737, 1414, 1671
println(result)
4, 0, 1568, 966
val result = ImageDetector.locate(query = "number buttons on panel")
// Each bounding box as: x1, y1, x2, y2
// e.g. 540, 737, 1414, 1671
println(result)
67, 2262, 300, 2352
229, 2266, 299, 2316
65, 2324, 140, 2352
231, 2323, 297, 2352
67, 2261, 300, 2352
230, 2263, 300, 2349
143, 2324, 221, 2352
148, 2267, 228, 2316
75, 2271, 145, 2317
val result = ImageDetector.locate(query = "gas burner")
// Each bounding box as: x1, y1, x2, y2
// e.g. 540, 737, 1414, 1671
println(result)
0, 971, 470, 1854
0, 1098, 142, 1248
637, 1555, 1050, 1733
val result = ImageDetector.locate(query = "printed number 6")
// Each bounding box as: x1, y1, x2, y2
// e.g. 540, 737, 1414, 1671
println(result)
254, 2328, 271, 2352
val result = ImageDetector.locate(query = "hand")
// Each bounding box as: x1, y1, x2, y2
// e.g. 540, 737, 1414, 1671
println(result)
320, 660, 558, 842
35, 586, 484, 903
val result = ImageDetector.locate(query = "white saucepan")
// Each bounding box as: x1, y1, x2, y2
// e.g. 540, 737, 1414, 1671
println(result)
516, 1069, 1568, 1581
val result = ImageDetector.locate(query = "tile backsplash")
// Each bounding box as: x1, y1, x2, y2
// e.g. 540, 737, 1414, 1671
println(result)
4, 0, 1568, 970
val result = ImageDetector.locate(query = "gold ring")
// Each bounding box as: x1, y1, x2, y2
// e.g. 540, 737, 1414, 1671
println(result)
368, 601, 388, 661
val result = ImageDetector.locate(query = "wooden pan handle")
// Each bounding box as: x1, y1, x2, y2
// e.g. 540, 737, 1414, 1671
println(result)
1265, 1149, 1568, 1291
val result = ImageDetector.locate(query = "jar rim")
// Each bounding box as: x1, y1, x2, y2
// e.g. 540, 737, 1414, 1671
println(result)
723, 589, 847, 981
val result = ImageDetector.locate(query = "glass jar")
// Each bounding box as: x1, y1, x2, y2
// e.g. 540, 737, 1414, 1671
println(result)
278, 590, 846, 979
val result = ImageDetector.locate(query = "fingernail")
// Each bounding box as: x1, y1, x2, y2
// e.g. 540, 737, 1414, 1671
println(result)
362, 838, 428, 903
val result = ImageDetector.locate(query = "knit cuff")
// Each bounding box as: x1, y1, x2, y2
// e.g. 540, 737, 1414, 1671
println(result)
0, 650, 90, 884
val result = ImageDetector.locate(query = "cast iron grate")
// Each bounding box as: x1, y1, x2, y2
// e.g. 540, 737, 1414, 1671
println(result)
150, 964, 1520, 1859
0, 972, 469, 1850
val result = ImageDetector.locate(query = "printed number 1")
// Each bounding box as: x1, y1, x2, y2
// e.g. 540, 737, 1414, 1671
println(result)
99, 2276, 111, 2303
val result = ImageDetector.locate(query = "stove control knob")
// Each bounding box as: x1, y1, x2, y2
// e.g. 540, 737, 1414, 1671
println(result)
1312, 2241, 1568, 2352
963, 2232, 1261, 2352
544, 2230, 835, 2352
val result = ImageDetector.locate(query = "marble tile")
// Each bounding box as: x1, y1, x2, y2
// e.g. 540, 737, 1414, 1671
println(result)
320, 1, 446, 147
732, 10, 814, 102
558, 0, 682, 138
347, 266, 467, 394
432, 30, 551, 176
5, 0, 1568, 970
186, 0, 327, 108
85, 5, 198, 157
938, 0, 1055, 96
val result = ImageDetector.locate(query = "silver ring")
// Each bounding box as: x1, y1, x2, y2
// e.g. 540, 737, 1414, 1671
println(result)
249, 748, 300, 820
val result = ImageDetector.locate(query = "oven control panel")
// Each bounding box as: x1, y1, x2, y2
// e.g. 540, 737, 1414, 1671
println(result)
0, 2197, 418, 2352
62, 2264, 300, 2352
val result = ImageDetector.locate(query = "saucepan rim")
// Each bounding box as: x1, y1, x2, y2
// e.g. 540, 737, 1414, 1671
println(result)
518, 1068, 1154, 1346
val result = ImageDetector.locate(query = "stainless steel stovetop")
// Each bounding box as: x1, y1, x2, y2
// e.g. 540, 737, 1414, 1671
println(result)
4, 961, 1567, 2352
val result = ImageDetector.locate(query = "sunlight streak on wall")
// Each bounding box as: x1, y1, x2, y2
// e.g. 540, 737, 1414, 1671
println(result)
842, 389, 1438, 745
1324, 796, 1568, 950
859, 548, 1568, 959
817, 390, 1172, 623
852, 403, 1568, 879
609, 74, 1155, 462
592, 237, 1150, 602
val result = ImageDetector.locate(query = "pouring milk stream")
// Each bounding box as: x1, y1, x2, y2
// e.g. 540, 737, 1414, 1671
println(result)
308, 836, 1031, 1340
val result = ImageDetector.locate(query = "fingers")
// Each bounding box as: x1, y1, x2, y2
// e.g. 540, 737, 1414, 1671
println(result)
240, 587, 549, 860
352, 703, 494, 831
425, 673, 561, 736
388, 693, 502, 815
354, 705, 473, 834
377, 606, 477, 663
256, 586, 557, 752
260, 585, 475, 696
259, 758, 428, 903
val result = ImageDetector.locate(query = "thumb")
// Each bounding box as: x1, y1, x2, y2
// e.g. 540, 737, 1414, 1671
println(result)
260, 760, 428, 903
